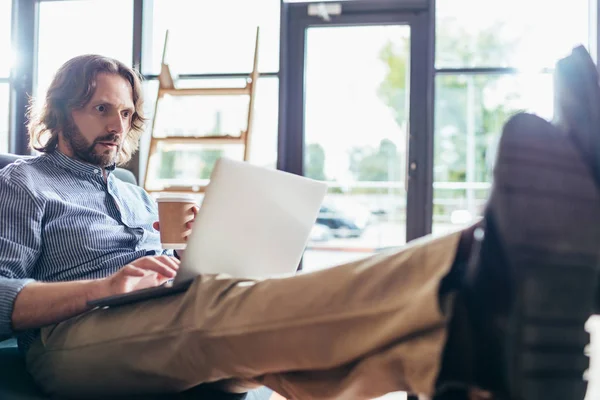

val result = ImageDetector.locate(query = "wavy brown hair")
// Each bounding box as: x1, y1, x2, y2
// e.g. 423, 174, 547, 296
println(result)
28, 54, 146, 166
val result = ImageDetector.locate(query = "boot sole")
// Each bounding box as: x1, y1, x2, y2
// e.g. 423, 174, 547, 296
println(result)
476, 113, 600, 400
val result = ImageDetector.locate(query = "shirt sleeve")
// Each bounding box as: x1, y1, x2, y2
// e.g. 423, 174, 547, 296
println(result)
0, 176, 42, 336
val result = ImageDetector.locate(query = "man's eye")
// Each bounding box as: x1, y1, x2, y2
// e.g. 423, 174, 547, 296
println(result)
122, 110, 131, 118
95, 105, 106, 113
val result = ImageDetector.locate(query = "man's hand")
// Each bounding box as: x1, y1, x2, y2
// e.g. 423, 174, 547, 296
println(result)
152, 205, 199, 240
104, 255, 180, 296
153, 205, 199, 258
12, 256, 181, 331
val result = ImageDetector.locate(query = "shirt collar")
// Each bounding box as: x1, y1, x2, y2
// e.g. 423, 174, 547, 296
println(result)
44, 150, 116, 179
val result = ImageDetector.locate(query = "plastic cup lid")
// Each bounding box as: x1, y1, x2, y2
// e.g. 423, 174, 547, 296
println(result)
156, 194, 197, 203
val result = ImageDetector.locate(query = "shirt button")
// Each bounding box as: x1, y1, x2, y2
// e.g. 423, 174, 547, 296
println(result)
94, 169, 100, 174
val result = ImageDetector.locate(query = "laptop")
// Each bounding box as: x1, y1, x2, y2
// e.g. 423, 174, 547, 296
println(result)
88, 157, 328, 308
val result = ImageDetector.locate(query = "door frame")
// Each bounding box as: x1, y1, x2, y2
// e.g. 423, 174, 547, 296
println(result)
278, 0, 435, 241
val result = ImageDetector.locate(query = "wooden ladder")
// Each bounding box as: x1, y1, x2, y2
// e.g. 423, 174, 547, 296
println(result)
143, 27, 260, 193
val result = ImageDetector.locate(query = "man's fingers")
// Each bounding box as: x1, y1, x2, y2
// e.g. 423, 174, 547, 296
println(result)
184, 219, 194, 228
186, 205, 199, 216
157, 255, 180, 270
122, 264, 147, 277
134, 272, 168, 291
183, 205, 199, 223
133, 256, 179, 278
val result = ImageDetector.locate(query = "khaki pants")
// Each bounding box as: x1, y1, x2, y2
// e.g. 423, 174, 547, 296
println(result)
26, 230, 461, 400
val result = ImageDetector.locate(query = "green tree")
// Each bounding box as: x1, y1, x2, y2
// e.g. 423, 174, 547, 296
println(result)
196, 149, 224, 179
349, 139, 402, 182
305, 143, 327, 181
378, 40, 409, 126
376, 18, 527, 221
377, 19, 522, 184
158, 111, 225, 180
158, 150, 176, 179
157, 149, 224, 180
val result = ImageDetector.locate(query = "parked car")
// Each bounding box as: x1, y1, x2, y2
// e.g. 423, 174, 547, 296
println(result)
309, 223, 333, 242
316, 205, 365, 238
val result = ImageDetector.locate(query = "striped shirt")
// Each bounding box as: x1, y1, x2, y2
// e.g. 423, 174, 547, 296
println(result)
0, 150, 168, 352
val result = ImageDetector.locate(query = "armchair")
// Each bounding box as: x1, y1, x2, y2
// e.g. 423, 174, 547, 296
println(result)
0, 153, 274, 400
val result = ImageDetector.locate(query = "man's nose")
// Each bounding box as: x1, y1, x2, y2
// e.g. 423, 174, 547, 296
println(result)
107, 113, 127, 135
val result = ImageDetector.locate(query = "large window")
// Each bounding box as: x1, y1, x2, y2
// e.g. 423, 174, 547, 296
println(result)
0, 0, 11, 153
432, 0, 591, 235
36, 0, 134, 97
140, 0, 281, 188
0, 0, 11, 77
142, 0, 280, 75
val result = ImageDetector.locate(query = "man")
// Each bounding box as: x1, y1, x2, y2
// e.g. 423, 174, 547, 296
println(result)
0, 49, 597, 400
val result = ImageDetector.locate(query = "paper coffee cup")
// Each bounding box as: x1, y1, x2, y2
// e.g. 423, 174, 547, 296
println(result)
156, 195, 197, 250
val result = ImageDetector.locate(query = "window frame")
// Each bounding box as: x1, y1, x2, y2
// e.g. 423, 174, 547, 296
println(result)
0, 0, 10, 154
9, 0, 36, 155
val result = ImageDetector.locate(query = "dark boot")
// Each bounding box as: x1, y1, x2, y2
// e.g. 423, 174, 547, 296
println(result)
465, 113, 600, 400
437, 46, 600, 400
554, 45, 600, 186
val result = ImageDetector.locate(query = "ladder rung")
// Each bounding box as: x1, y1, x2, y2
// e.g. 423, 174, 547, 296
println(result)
159, 87, 250, 97
152, 135, 245, 145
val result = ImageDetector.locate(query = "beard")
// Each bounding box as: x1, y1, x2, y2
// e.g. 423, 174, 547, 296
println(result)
63, 124, 122, 168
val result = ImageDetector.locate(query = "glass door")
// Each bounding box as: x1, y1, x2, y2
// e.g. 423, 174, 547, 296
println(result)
303, 24, 411, 270
282, 2, 433, 273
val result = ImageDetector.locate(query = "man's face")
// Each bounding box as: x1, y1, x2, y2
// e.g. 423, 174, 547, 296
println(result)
62, 73, 134, 167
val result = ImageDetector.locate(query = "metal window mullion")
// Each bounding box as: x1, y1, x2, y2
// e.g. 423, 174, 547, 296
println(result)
128, 0, 144, 182
9, 0, 36, 155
